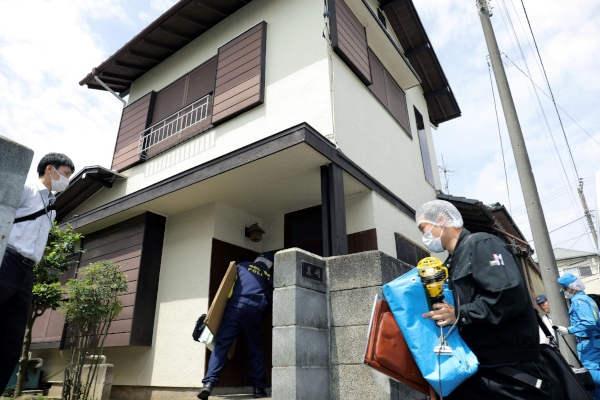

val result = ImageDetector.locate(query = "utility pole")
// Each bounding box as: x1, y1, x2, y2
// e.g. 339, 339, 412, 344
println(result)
578, 179, 599, 250
476, 0, 578, 363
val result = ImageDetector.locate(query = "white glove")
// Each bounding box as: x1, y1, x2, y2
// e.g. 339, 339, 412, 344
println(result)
556, 326, 569, 336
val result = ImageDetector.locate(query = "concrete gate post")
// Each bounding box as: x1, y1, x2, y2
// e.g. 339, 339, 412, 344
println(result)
272, 248, 330, 400
0, 135, 34, 260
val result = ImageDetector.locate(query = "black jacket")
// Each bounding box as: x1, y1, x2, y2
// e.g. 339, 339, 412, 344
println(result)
447, 229, 540, 365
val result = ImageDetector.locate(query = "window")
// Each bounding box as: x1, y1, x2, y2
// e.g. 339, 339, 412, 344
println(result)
415, 107, 435, 186
562, 266, 593, 278
579, 266, 593, 278
377, 8, 387, 28
142, 58, 217, 158
368, 49, 411, 136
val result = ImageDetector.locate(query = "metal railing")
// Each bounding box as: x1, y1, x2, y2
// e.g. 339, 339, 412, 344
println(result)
138, 95, 211, 157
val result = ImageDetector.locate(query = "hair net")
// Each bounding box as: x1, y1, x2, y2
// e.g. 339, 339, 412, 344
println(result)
415, 200, 464, 228
567, 278, 585, 292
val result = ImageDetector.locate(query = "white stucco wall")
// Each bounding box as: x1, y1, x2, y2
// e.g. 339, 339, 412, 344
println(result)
345, 191, 375, 235
331, 50, 440, 213
101, 203, 216, 386
69, 0, 333, 219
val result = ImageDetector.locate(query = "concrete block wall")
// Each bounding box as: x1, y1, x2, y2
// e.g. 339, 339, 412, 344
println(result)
327, 251, 427, 400
272, 248, 430, 400
272, 248, 330, 400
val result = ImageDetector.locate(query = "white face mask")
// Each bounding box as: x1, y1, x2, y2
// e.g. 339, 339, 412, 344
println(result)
564, 290, 574, 300
422, 225, 445, 253
50, 166, 70, 192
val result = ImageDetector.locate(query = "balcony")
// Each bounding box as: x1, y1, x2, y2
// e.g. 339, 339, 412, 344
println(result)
138, 95, 211, 159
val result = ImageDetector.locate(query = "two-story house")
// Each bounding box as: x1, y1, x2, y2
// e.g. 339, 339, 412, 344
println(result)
30, 0, 460, 397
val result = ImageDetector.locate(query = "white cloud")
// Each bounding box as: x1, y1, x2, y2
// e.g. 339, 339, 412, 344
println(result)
0, 1, 132, 184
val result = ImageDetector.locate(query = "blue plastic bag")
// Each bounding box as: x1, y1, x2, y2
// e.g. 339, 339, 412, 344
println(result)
382, 268, 479, 396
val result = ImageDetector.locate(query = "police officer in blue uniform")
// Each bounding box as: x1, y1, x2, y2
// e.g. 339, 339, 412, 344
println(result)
555, 273, 600, 400
198, 253, 274, 400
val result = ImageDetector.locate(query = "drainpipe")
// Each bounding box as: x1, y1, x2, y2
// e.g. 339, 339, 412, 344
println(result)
93, 76, 126, 107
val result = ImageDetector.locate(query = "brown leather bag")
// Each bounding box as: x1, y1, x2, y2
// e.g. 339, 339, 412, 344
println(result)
364, 296, 437, 398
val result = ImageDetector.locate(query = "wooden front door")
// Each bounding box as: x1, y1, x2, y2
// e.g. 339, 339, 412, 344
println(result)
206, 239, 272, 388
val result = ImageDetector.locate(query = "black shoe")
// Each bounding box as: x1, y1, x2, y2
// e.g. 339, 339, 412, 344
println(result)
197, 382, 214, 400
254, 387, 268, 398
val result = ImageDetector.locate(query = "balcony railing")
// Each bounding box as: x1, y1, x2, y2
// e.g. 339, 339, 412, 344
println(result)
138, 95, 211, 157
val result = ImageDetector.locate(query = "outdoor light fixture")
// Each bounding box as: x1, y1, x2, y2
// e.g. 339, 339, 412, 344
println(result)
245, 223, 265, 242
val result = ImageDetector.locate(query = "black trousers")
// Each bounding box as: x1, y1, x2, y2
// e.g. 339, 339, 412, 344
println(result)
0, 250, 34, 393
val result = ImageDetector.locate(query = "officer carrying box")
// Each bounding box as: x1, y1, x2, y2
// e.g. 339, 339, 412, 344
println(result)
198, 253, 274, 400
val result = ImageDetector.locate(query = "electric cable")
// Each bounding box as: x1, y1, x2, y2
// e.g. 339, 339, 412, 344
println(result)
503, 54, 600, 147
519, 0, 580, 180
526, 216, 587, 242
552, 232, 591, 247
487, 60, 512, 213
495, 0, 589, 246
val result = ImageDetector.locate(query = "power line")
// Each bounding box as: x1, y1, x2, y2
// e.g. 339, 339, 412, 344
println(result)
503, 54, 600, 147
552, 231, 591, 247
526, 216, 587, 242
518, 0, 580, 182
487, 60, 512, 212
495, 0, 584, 229
547, 216, 587, 235
495, 0, 594, 250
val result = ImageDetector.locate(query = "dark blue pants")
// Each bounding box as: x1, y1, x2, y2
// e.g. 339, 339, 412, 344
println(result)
0, 250, 34, 393
202, 303, 266, 389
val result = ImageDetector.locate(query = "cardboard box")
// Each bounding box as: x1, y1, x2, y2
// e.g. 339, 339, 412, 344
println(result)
205, 261, 238, 359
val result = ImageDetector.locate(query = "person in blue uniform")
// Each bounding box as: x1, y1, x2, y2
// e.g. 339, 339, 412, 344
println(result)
198, 253, 274, 400
555, 273, 600, 400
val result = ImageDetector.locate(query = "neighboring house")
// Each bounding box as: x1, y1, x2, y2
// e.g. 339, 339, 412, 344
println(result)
554, 248, 600, 294
30, 0, 460, 397
438, 195, 546, 298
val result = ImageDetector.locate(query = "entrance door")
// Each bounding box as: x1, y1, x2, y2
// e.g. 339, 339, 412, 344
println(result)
206, 239, 272, 388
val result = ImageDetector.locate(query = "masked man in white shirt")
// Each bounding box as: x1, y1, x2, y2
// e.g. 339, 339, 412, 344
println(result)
0, 153, 74, 393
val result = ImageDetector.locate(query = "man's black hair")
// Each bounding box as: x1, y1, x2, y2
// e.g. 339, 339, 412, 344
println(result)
37, 153, 75, 177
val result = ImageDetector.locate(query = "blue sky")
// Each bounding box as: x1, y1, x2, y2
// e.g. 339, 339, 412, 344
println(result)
0, 0, 598, 254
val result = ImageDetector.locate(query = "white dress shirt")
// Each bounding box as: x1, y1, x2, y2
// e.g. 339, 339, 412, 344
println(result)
539, 313, 555, 344
7, 180, 56, 263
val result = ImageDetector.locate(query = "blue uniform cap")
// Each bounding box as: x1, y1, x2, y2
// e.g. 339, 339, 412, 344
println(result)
535, 294, 547, 304
557, 273, 577, 288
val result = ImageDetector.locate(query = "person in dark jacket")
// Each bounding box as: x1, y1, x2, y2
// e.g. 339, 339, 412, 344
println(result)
416, 200, 555, 399
198, 253, 274, 400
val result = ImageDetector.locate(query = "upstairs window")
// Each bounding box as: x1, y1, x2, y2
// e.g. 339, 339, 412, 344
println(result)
415, 107, 435, 186
143, 57, 217, 158
368, 49, 411, 136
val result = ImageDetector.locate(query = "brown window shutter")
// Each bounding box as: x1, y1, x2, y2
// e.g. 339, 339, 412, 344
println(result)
212, 22, 267, 126
186, 57, 217, 106
384, 71, 411, 136
151, 77, 187, 124
330, 0, 372, 85
368, 49, 387, 106
111, 92, 156, 172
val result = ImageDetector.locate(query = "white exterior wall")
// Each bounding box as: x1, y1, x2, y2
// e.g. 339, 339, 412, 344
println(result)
104, 203, 216, 386
69, 0, 332, 218
345, 191, 375, 235
331, 52, 441, 212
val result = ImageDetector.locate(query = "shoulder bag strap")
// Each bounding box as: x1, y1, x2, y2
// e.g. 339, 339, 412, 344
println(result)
14, 204, 57, 224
